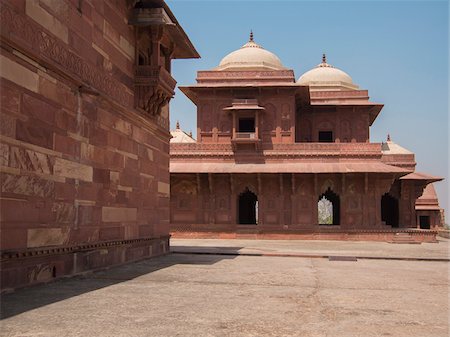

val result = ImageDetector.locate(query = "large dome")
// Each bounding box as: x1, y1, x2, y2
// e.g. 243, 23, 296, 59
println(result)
215, 32, 285, 71
297, 55, 359, 91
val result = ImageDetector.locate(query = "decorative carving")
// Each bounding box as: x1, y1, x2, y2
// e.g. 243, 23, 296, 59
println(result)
0, 4, 131, 107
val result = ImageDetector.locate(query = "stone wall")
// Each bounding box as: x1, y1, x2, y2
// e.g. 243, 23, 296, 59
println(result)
0, 0, 173, 291
170, 173, 400, 230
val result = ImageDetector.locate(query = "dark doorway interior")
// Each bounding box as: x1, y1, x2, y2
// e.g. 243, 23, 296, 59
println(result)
318, 188, 340, 225
318, 131, 333, 143
238, 188, 257, 224
381, 193, 399, 227
239, 118, 255, 132
419, 215, 430, 229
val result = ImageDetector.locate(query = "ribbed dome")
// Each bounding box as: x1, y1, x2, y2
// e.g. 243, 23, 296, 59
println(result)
298, 54, 358, 91
215, 32, 285, 71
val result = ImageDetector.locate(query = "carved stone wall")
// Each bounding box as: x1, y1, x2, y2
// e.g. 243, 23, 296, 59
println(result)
0, 0, 181, 291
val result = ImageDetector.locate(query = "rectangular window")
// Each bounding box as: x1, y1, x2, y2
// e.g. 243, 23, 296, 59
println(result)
238, 118, 255, 132
318, 131, 333, 143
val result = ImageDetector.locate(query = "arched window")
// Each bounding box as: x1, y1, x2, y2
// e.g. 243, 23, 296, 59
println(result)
318, 188, 340, 225
238, 188, 258, 225
381, 193, 399, 227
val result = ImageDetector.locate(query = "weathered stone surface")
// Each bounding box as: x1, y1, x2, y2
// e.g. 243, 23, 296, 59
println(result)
16, 121, 54, 150
25, 0, 68, 44
52, 202, 76, 224
0, 55, 38, 93
158, 182, 170, 196
102, 207, 137, 222
22, 93, 56, 124
27, 228, 69, 248
0, 143, 9, 166
0, 113, 16, 138
1, 173, 54, 197
10, 146, 52, 174
0, 82, 20, 114
53, 158, 93, 182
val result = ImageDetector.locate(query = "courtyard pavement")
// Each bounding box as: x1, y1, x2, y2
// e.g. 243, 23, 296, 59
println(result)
171, 237, 450, 261
1, 240, 449, 337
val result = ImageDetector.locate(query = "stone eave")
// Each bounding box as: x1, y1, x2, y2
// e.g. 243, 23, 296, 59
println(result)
169, 161, 410, 174
179, 84, 309, 105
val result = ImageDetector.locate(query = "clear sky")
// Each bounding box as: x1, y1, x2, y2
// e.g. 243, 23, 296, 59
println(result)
167, 0, 449, 216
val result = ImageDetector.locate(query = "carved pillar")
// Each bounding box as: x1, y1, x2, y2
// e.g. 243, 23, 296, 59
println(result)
291, 174, 296, 225
363, 173, 369, 227
257, 173, 263, 225
196, 173, 202, 224
313, 174, 318, 225
340, 174, 346, 227
230, 174, 236, 224
208, 173, 215, 224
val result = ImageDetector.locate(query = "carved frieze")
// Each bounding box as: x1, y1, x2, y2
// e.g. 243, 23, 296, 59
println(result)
0, 3, 131, 108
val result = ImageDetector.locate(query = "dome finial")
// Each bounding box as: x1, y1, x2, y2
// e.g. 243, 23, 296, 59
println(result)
387, 133, 391, 142
249, 30, 254, 42
322, 53, 327, 64
176, 120, 180, 129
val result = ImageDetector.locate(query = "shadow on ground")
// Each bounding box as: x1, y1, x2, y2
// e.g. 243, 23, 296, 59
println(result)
0, 249, 241, 319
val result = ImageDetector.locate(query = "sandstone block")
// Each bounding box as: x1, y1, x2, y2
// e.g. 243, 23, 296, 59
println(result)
27, 228, 69, 248
102, 207, 137, 222
25, 1, 68, 44
158, 181, 170, 196
0, 113, 16, 138
22, 93, 56, 124
0, 82, 20, 113
10, 146, 52, 175
99, 226, 122, 240
0, 55, 39, 93
53, 158, 93, 182
16, 120, 54, 149
0, 143, 9, 166
52, 202, 76, 224
1, 173, 54, 197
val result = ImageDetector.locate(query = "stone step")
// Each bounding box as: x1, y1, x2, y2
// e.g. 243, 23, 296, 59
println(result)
391, 233, 417, 244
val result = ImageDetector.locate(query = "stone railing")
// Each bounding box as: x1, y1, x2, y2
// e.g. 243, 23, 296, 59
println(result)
170, 142, 383, 158
196, 70, 295, 83
234, 132, 256, 139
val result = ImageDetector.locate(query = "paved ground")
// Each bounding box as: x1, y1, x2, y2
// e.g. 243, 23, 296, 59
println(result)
1, 243, 449, 337
171, 237, 450, 260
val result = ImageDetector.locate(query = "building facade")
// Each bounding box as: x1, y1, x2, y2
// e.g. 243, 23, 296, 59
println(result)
170, 33, 443, 242
0, 0, 198, 290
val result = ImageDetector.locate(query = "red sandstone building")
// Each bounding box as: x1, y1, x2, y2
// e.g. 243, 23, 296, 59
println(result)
170, 33, 443, 241
0, 0, 198, 290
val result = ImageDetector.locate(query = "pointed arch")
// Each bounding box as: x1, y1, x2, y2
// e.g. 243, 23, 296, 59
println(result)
238, 187, 258, 225
318, 187, 340, 225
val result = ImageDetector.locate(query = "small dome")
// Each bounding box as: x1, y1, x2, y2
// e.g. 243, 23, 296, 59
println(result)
216, 32, 285, 71
298, 54, 358, 91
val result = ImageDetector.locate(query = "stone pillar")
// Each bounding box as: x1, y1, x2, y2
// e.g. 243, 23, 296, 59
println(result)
208, 173, 215, 224
312, 174, 318, 225
230, 174, 237, 224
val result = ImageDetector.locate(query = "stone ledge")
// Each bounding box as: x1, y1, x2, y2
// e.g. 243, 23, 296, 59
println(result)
1, 235, 170, 261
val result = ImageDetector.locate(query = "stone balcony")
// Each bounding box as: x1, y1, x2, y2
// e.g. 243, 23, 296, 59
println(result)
134, 65, 177, 129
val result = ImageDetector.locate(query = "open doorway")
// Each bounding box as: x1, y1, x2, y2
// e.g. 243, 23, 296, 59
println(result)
318, 188, 340, 225
419, 215, 430, 229
381, 193, 399, 227
238, 188, 258, 224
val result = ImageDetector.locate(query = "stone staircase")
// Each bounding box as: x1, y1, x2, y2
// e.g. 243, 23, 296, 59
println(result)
390, 232, 419, 244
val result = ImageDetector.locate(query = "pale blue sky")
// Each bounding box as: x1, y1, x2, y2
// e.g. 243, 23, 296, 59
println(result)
167, 0, 449, 214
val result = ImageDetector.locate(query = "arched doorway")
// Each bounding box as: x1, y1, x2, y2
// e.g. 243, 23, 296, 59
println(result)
381, 193, 399, 227
238, 188, 258, 224
318, 188, 340, 225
